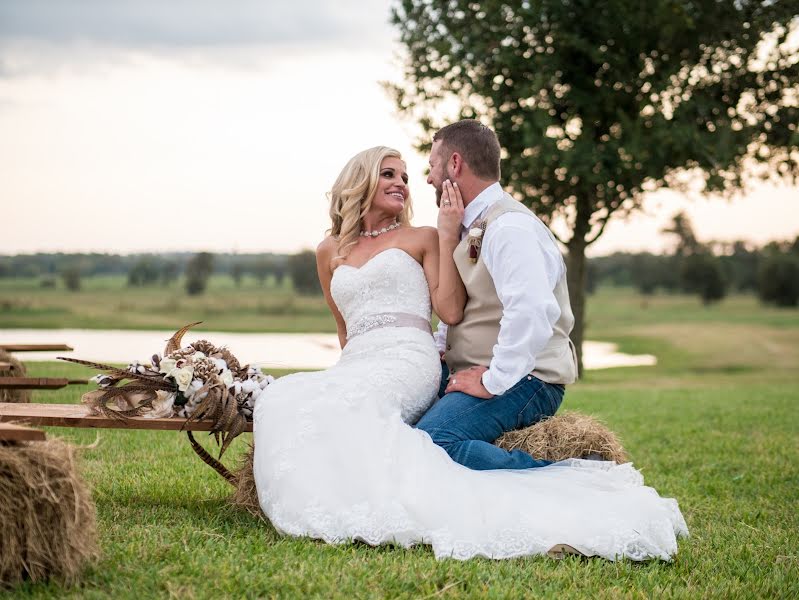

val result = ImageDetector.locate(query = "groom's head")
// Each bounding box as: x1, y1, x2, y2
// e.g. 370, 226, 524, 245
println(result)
427, 120, 501, 206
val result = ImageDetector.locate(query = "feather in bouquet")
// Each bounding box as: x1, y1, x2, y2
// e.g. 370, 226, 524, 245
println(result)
58, 322, 273, 466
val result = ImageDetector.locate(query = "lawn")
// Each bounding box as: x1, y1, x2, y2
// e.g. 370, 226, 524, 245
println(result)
2, 288, 798, 598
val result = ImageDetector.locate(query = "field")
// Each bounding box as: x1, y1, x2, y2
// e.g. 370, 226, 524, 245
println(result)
2, 285, 798, 598
0, 276, 337, 333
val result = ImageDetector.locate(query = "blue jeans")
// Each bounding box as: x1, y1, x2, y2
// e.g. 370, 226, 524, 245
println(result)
416, 362, 564, 470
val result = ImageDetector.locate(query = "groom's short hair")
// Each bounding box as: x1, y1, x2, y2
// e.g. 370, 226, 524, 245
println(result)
433, 120, 501, 181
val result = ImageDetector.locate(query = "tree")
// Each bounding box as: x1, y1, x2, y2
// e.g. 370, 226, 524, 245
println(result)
288, 251, 323, 296
722, 241, 760, 292
61, 266, 81, 291
389, 0, 798, 372
629, 253, 661, 295
231, 262, 245, 287
680, 253, 727, 305
252, 258, 272, 286
661, 211, 727, 303
272, 260, 288, 288
758, 252, 799, 307
185, 252, 214, 296
127, 257, 160, 287
661, 212, 701, 257
160, 260, 180, 287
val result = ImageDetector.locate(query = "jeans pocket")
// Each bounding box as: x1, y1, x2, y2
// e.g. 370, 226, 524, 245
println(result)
546, 384, 565, 414
515, 383, 563, 429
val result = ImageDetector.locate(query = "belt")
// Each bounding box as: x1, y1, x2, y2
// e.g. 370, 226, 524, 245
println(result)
347, 312, 432, 340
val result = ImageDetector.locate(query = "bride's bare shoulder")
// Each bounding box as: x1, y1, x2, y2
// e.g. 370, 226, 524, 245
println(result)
406, 225, 438, 241
406, 226, 439, 249
316, 236, 340, 272
317, 236, 338, 256
397, 226, 438, 263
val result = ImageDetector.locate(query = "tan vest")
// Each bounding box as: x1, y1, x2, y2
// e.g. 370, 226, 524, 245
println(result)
445, 193, 578, 385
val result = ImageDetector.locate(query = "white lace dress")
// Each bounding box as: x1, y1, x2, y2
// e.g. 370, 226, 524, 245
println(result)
253, 248, 688, 561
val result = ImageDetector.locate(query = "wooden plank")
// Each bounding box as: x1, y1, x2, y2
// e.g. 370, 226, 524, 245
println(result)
0, 422, 47, 442
0, 344, 74, 352
0, 402, 254, 433
0, 377, 89, 389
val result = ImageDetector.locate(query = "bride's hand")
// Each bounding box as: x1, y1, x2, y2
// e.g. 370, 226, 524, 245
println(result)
437, 180, 464, 246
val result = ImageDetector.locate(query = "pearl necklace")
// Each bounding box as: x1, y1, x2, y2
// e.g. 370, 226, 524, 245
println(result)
360, 221, 401, 238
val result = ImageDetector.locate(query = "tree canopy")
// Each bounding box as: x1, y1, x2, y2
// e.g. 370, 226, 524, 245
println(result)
389, 0, 798, 370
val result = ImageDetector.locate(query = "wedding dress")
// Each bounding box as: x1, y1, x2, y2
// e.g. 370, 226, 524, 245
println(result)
252, 248, 688, 561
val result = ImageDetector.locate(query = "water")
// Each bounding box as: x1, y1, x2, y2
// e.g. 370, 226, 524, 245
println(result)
0, 328, 656, 371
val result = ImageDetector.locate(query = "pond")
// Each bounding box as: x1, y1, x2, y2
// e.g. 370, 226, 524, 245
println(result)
0, 328, 656, 371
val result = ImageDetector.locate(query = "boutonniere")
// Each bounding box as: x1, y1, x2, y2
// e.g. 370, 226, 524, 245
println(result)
466, 220, 487, 263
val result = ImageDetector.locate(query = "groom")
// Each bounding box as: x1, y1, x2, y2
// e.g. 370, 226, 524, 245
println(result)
416, 119, 578, 470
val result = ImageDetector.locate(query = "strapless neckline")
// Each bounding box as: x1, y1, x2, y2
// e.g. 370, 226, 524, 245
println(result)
333, 247, 421, 275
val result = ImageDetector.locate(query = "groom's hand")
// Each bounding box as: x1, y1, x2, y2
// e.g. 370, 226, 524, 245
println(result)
446, 366, 493, 399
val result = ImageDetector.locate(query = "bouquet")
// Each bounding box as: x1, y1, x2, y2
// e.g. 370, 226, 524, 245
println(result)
59, 322, 273, 460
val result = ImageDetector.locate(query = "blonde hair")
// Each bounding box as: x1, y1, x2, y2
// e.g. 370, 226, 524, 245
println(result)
328, 146, 413, 258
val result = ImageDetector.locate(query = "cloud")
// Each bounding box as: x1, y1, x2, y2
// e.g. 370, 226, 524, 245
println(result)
0, 1, 398, 79
0, 0, 392, 47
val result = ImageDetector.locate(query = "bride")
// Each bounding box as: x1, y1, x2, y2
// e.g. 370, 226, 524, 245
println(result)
252, 146, 688, 561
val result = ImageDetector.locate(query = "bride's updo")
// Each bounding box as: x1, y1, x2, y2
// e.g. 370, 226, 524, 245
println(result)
328, 146, 414, 258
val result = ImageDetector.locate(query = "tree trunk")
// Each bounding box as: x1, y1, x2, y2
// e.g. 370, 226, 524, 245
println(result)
566, 206, 590, 378
566, 237, 587, 377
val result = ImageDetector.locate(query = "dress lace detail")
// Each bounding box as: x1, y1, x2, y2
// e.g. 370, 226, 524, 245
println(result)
253, 247, 688, 561
347, 312, 431, 340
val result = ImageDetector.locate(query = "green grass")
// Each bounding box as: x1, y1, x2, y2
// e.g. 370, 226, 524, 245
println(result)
3, 288, 799, 598
2, 277, 797, 336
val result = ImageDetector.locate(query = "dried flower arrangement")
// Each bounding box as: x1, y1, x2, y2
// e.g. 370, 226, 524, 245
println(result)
58, 323, 273, 478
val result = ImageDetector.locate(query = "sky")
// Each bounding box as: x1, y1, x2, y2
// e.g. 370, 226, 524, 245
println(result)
1, 0, 797, 258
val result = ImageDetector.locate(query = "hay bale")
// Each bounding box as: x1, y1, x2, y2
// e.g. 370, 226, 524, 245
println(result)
0, 349, 31, 403
495, 411, 629, 463
230, 443, 262, 518
0, 436, 99, 586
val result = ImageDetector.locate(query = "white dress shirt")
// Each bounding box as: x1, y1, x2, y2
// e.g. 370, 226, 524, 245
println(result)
434, 182, 565, 395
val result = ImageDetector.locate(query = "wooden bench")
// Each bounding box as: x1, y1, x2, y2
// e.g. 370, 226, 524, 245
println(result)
1, 338, 244, 481
0, 344, 74, 352
0, 421, 47, 442
0, 377, 89, 390
0, 345, 86, 392
0, 402, 250, 482
0, 402, 254, 433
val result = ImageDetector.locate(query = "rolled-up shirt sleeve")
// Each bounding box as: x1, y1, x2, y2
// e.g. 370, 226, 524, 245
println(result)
480, 214, 564, 395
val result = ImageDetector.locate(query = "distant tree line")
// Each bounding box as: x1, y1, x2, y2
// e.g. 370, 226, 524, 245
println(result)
0, 250, 321, 296
0, 252, 288, 280
1, 230, 795, 305
589, 214, 799, 307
